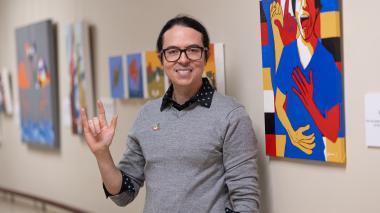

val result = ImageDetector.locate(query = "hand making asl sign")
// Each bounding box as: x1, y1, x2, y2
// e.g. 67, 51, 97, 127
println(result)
270, 0, 297, 46
80, 100, 118, 157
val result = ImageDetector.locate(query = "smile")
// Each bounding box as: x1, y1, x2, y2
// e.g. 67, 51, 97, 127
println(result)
175, 68, 192, 72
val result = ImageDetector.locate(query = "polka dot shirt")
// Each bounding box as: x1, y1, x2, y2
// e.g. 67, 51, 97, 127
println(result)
103, 170, 135, 198
160, 78, 215, 111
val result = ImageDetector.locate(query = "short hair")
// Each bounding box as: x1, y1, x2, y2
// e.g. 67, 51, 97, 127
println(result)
156, 15, 210, 62
292, 0, 322, 15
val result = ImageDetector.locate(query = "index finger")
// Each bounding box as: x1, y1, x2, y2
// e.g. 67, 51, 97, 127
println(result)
285, 0, 290, 15
96, 100, 108, 127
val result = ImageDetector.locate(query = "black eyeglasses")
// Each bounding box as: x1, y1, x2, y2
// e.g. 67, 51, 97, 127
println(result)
161, 45, 208, 62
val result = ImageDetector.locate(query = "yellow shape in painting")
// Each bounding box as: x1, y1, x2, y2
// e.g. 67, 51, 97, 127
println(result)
145, 51, 165, 98
262, 68, 273, 91
203, 43, 216, 87
325, 137, 346, 163
320, 11, 341, 39
276, 135, 286, 157
145, 51, 162, 69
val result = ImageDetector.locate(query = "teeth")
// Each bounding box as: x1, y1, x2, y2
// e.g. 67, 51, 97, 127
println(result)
175, 69, 192, 72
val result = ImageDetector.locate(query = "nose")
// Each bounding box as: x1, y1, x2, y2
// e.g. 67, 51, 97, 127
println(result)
177, 50, 190, 64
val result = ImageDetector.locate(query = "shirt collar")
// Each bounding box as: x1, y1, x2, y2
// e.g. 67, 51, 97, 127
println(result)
160, 78, 215, 111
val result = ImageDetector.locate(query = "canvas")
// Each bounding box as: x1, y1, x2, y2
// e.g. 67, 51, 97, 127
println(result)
143, 51, 166, 99
0, 73, 4, 113
126, 53, 144, 98
260, 0, 345, 163
66, 21, 94, 135
16, 20, 59, 147
109, 56, 125, 99
0, 68, 13, 115
203, 43, 226, 95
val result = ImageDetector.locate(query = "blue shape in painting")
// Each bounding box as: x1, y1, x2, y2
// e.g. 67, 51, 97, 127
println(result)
109, 56, 125, 99
320, 0, 339, 12
126, 53, 144, 98
21, 119, 54, 145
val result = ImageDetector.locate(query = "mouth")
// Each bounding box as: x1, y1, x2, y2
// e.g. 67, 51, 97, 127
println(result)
300, 14, 310, 29
175, 68, 192, 73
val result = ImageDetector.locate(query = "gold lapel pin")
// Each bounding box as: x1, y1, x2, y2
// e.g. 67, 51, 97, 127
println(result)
152, 123, 160, 131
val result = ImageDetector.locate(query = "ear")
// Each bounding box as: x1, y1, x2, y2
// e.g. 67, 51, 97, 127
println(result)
204, 49, 209, 63
157, 52, 164, 64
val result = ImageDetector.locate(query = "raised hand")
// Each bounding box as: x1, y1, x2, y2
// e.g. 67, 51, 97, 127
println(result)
288, 124, 315, 155
271, 0, 297, 46
80, 100, 118, 157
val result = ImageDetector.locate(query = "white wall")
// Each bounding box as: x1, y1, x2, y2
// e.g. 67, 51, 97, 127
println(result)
0, 0, 379, 213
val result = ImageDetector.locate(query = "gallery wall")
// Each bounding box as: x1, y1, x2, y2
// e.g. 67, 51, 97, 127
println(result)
0, 0, 379, 212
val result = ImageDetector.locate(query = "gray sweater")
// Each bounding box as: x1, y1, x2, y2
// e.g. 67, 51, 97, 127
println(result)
110, 91, 260, 212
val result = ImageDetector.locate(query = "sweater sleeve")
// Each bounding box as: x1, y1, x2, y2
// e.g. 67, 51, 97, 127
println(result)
108, 109, 147, 207
222, 106, 260, 213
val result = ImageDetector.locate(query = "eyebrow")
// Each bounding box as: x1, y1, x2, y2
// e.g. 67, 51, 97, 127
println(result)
163, 44, 204, 49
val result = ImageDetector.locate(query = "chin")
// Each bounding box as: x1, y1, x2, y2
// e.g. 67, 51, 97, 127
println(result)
172, 78, 194, 87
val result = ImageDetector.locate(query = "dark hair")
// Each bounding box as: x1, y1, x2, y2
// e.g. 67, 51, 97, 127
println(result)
156, 15, 210, 62
291, 0, 322, 15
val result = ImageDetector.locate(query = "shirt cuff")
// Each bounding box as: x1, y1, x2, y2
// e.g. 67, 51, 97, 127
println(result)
103, 170, 136, 198
225, 207, 240, 213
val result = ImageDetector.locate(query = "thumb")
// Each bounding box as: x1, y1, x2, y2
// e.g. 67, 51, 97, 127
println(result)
299, 124, 311, 133
274, 19, 283, 32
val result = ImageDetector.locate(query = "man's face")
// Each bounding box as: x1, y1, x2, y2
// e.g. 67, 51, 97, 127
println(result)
295, 0, 318, 41
161, 25, 205, 89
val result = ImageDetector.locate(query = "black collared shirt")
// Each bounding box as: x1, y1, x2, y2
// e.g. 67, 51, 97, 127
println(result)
160, 78, 215, 111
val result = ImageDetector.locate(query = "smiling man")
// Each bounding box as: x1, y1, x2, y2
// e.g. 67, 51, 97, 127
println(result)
81, 15, 260, 213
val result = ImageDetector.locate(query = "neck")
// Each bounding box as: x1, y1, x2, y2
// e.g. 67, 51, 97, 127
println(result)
172, 80, 203, 105
305, 34, 318, 51
297, 35, 318, 69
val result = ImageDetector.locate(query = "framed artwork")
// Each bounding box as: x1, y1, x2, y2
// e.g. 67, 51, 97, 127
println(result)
143, 51, 166, 99
0, 68, 13, 115
109, 56, 125, 99
0, 71, 4, 113
66, 21, 94, 135
16, 19, 59, 147
260, 0, 345, 163
204, 43, 225, 95
126, 53, 144, 98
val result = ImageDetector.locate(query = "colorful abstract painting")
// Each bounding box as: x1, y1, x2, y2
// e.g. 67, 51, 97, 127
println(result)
204, 43, 225, 95
0, 68, 13, 115
144, 51, 165, 99
126, 53, 144, 98
16, 20, 59, 147
66, 21, 94, 135
0, 72, 5, 113
109, 56, 125, 99
260, 0, 345, 163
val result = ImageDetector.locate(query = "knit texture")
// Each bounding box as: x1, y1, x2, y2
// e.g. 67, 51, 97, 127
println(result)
110, 91, 260, 213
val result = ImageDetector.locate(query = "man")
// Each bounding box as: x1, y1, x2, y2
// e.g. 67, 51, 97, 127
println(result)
81, 15, 260, 212
273, 0, 344, 160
